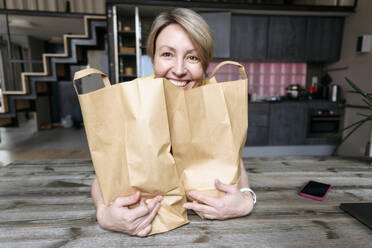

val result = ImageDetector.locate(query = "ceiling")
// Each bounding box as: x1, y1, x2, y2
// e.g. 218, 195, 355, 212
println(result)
0, 0, 356, 44
0, 15, 85, 42
0, 0, 105, 14
0, 0, 105, 43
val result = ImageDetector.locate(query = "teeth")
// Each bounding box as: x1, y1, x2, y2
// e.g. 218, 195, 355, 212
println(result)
169, 79, 188, 87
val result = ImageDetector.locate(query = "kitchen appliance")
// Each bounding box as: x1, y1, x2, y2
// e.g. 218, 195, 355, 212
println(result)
308, 109, 341, 137
316, 73, 332, 100
329, 84, 341, 102
286, 84, 301, 99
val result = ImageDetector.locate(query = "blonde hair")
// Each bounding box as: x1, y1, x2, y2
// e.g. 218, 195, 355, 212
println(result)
146, 8, 214, 72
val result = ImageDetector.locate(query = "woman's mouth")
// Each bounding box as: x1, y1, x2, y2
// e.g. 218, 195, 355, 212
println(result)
168, 79, 190, 87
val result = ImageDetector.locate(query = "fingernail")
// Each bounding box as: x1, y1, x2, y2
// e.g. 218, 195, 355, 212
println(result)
183, 203, 189, 208
157, 195, 163, 201
189, 191, 194, 196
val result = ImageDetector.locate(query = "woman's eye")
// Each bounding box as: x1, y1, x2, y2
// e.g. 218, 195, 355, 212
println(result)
161, 52, 172, 57
188, 55, 199, 62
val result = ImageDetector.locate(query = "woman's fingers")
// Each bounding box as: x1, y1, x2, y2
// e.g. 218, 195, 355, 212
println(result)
113, 192, 141, 208
188, 191, 218, 207
214, 179, 237, 194
98, 194, 162, 237
202, 213, 217, 220
132, 201, 161, 236
129, 195, 162, 221
136, 224, 152, 237
147, 195, 163, 209
141, 201, 161, 227
183, 201, 216, 214
126, 199, 149, 220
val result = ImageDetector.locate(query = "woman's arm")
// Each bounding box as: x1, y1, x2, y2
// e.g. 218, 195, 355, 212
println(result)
91, 177, 162, 236
183, 158, 254, 220
239, 158, 250, 188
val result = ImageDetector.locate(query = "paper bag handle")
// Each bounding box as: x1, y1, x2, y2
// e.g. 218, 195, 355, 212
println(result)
73, 68, 111, 94
209, 61, 247, 81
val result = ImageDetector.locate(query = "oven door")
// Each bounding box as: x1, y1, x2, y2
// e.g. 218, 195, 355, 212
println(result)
309, 116, 340, 137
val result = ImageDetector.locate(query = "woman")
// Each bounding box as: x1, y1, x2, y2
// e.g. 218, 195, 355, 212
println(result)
91, 8, 255, 237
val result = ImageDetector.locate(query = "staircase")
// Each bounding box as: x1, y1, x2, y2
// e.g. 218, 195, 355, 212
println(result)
0, 15, 106, 126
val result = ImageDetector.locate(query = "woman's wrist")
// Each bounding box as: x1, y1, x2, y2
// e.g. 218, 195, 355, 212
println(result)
240, 187, 256, 205
96, 203, 108, 227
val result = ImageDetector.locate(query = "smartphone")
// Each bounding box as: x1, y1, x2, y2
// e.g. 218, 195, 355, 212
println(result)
298, 180, 331, 201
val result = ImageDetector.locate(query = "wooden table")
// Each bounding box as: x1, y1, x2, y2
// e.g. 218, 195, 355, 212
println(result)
0, 157, 371, 247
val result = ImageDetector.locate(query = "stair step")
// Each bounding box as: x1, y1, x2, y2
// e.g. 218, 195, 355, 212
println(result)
16, 100, 31, 111
0, 15, 107, 119
0, 117, 13, 127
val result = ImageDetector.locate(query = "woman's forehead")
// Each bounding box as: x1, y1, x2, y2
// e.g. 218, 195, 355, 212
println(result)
156, 24, 195, 49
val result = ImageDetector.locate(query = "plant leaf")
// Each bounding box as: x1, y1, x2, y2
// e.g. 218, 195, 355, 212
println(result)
343, 118, 365, 131
340, 118, 368, 144
348, 91, 372, 96
362, 98, 371, 106
356, 113, 372, 118
345, 77, 372, 106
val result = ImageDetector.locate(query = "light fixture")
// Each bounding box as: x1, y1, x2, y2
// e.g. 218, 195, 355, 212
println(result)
356, 35, 372, 53
9, 19, 36, 29
48, 36, 63, 44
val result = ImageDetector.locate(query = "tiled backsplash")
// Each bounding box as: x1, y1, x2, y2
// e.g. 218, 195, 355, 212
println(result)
207, 62, 307, 97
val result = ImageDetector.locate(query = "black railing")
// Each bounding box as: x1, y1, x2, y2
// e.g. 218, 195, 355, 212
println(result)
0, 0, 105, 92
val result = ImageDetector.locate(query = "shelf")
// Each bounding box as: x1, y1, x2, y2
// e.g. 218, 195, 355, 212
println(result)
118, 53, 136, 57
118, 30, 135, 35
120, 75, 136, 81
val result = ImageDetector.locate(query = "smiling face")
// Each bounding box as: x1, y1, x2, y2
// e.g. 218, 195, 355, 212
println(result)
153, 24, 205, 90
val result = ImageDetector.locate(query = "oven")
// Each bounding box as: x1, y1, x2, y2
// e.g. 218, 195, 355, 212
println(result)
308, 109, 341, 137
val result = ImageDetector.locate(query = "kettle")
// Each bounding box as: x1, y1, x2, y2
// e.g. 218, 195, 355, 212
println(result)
329, 84, 341, 102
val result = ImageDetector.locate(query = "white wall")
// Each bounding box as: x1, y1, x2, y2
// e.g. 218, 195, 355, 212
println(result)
81, 49, 109, 94
327, 0, 372, 156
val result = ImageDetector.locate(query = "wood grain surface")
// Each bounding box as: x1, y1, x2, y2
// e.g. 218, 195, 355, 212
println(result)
0, 157, 371, 247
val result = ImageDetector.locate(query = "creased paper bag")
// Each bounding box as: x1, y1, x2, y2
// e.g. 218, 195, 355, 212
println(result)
164, 61, 248, 202
73, 69, 188, 235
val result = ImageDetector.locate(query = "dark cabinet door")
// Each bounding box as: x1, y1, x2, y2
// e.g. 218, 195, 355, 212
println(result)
231, 15, 268, 61
306, 17, 344, 62
246, 103, 269, 146
267, 16, 307, 61
200, 12, 231, 58
269, 102, 308, 145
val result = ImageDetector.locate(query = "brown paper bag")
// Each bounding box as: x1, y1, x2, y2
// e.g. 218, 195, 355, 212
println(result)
73, 68, 188, 235
164, 61, 248, 200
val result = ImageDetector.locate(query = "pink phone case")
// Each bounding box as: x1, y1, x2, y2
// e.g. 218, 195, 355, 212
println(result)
298, 180, 331, 201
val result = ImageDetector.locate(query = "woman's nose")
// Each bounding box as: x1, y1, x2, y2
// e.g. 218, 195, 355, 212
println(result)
173, 58, 186, 76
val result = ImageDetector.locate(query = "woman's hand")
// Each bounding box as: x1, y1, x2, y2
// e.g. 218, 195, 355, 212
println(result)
96, 192, 162, 237
183, 179, 254, 220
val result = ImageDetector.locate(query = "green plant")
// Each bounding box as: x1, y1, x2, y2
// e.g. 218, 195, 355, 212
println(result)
341, 77, 372, 144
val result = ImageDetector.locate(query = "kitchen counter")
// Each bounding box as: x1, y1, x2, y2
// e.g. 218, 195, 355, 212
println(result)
246, 100, 344, 146
249, 99, 344, 106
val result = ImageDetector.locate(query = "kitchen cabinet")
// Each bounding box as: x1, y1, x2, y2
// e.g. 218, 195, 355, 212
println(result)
230, 15, 343, 62
231, 15, 268, 61
246, 101, 342, 146
268, 102, 308, 145
267, 16, 307, 61
246, 103, 270, 146
200, 12, 231, 58
306, 17, 344, 62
